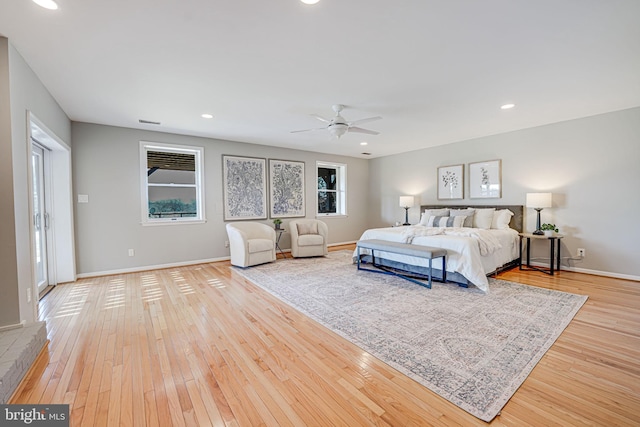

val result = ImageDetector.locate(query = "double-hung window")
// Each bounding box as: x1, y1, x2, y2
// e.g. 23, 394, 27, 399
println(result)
316, 161, 346, 216
140, 141, 205, 225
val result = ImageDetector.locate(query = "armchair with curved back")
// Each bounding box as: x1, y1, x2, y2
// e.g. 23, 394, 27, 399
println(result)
289, 219, 328, 258
225, 222, 276, 267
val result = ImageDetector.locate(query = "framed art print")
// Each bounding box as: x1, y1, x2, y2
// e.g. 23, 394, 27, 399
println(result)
269, 159, 305, 218
437, 164, 464, 200
469, 159, 502, 199
223, 155, 267, 220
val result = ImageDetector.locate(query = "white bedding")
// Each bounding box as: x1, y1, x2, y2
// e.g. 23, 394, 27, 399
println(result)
354, 225, 519, 292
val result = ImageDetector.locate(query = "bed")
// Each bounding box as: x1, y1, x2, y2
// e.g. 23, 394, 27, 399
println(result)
354, 205, 523, 292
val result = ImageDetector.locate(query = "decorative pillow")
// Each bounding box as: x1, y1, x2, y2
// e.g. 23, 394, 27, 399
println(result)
491, 209, 514, 230
419, 208, 450, 225
297, 222, 318, 235
427, 215, 466, 228
449, 208, 475, 227
473, 208, 495, 229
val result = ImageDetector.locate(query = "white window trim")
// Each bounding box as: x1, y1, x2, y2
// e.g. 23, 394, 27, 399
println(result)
316, 161, 347, 217
140, 141, 206, 226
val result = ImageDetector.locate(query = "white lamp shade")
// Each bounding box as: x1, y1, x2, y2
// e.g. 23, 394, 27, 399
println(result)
526, 193, 552, 208
399, 196, 415, 208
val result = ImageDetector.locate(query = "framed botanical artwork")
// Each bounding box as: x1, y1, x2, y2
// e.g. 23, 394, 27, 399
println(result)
269, 159, 305, 218
222, 155, 267, 220
437, 164, 464, 200
469, 159, 502, 199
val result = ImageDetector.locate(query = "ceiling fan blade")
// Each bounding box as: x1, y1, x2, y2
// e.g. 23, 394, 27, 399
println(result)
349, 116, 382, 126
290, 127, 326, 134
311, 114, 331, 123
348, 126, 379, 135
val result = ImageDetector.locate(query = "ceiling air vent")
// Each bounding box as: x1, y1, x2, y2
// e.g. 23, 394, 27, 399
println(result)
139, 119, 161, 125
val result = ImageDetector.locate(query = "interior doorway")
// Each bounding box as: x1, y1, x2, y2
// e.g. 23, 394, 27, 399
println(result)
31, 143, 51, 295
28, 113, 75, 302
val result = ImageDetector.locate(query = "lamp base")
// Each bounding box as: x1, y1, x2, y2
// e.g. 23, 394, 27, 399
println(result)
533, 208, 544, 236
402, 206, 410, 226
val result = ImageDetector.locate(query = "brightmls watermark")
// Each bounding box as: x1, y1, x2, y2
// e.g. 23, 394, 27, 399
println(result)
1, 405, 69, 426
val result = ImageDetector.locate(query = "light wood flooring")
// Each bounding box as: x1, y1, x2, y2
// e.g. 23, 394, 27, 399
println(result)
10, 245, 640, 426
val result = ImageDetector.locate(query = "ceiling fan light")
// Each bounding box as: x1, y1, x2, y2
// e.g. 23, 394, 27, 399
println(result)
328, 124, 348, 138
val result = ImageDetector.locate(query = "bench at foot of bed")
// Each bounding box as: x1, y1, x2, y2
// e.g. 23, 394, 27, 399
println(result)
356, 239, 447, 289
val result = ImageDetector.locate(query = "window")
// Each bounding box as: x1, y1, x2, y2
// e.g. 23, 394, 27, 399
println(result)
140, 142, 205, 225
316, 161, 346, 216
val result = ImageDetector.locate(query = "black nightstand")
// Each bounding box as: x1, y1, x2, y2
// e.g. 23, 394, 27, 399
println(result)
519, 233, 564, 275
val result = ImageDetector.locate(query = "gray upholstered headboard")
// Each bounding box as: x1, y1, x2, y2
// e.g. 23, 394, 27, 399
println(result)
420, 205, 524, 233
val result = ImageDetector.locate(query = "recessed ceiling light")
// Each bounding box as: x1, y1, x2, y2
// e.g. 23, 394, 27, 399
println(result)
301, 0, 320, 4
360, 142, 368, 146
501, 103, 515, 110
201, 113, 214, 119
32, 0, 58, 10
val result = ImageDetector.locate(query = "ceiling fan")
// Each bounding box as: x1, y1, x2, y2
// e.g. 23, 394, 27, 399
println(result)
291, 104, 382, 139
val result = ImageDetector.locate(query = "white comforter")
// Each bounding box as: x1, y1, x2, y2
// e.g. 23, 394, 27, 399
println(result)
354, 225, 519, 292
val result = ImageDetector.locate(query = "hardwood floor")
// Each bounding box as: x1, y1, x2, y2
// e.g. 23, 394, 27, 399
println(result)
10, 245, 640, 426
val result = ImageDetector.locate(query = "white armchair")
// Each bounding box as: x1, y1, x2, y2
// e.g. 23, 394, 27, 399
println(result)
289, 219, 328, 258
226, 222, 276, 267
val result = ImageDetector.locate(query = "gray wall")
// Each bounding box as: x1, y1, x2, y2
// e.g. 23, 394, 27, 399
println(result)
72, 122, 370, 275
0, 38, 71, 328
0, 38, 20, 327
369, 107, 640, 279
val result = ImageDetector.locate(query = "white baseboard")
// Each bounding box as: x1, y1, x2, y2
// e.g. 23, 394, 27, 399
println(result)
562, 266, 640, 282
76, 243, 638, 284
527, 261, 640, 282
76, 256, 231, 279
328, 240, 358, 247
76, 242, 357, 280
0, 320, 26, 332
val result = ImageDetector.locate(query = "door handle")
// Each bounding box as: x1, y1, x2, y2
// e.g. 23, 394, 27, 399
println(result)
34, 213, 40, 230
44, 212, 50, 230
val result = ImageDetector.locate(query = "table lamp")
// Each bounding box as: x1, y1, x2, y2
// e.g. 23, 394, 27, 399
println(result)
399, 196, 414, 226
526, 193, 552, 235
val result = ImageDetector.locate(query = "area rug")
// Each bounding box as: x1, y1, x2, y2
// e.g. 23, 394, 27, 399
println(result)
233, 251, 587, 422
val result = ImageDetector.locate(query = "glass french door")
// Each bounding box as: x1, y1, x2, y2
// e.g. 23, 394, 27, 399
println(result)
32, 144, 49, 294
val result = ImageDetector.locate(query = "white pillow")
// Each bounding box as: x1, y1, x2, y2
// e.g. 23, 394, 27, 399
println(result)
473, 208, 495, 229
427, 215, 465, 228
491, 209, 514, 230
419, 208, 450, 225
450, 208, 475, 227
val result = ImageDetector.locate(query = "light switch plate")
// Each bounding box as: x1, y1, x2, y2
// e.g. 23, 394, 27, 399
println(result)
78, 194, 89, 203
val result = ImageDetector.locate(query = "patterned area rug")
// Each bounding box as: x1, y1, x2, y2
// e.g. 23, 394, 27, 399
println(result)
234, 251, 587, 421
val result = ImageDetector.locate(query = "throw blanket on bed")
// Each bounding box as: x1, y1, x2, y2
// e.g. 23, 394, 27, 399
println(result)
411, 227, 502, 256
398, 226, 503, 256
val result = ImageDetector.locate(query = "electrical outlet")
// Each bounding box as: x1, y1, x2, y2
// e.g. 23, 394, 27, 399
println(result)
577, 248, 585, 257
225, 241, 229, 248
128, 249, 135, 257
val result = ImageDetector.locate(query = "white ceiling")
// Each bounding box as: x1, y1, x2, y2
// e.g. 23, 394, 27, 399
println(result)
1, 0, 639, 158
